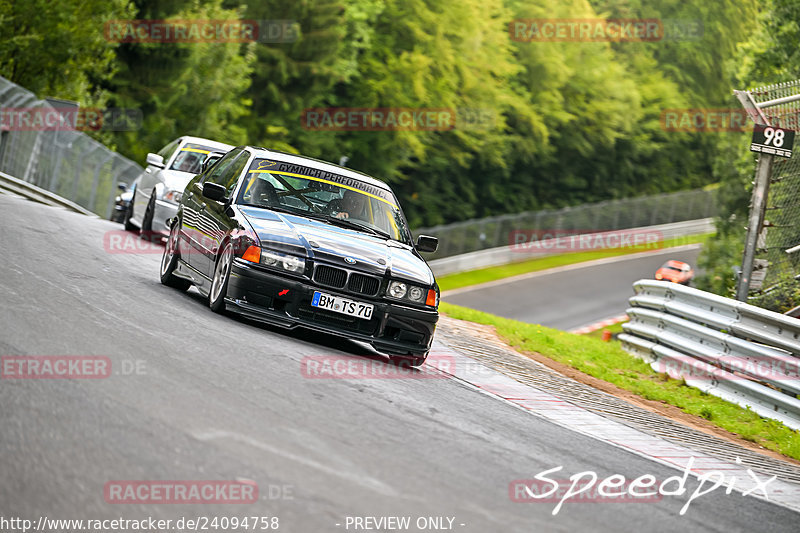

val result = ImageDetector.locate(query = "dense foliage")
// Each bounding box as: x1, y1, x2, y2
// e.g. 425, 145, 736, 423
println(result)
0, 0, 775, 232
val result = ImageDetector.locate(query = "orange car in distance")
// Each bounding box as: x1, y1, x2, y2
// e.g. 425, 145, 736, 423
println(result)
655, 260, 694, 285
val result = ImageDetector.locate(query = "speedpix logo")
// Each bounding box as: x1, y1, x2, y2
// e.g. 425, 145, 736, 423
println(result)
511, 457, 775, 516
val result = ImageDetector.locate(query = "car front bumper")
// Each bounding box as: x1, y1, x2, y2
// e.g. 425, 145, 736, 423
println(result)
225, 259, 438, 356
152, 199, 180, 237
111, 202, 129, 223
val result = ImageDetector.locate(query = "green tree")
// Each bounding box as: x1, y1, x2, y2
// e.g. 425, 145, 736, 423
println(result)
0, 0, 133, 106
107, 0, 254, 162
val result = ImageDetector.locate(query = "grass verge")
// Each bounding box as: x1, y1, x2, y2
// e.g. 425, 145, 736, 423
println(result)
440, 301, 800, 461
438, 233, 712, 292
583, 321, 627, 340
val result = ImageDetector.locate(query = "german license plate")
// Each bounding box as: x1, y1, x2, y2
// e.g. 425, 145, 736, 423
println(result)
311, 291, 374, 320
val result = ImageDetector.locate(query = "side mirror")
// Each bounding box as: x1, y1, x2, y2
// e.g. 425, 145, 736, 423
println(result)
202, 151, 226, 173
202, 182, 227, 202
146, 153, 165, 169
416, 235, 438, 253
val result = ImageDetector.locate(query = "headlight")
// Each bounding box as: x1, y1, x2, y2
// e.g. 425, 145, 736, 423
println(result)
388, 281, 407, 298
261, 249, 305, 273
163, 189, 182, 203
387, 280, 436, 307
408, 286, 425, 302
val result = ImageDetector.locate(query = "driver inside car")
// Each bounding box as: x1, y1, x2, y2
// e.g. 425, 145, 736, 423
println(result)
331, 190, 368, 221
245, 177, 279, 207
174, 152, 204, 173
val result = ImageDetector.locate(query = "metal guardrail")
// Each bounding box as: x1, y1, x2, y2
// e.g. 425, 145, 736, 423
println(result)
0, 171, 98, 217
416, 188, 718, 260
428, 218, 714, 277
0, 75, 144, 219
619, 280, 800, 430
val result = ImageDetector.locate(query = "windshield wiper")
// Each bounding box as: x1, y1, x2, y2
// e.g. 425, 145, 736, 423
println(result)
324, 217, 391, 239
240, 203, 307, 217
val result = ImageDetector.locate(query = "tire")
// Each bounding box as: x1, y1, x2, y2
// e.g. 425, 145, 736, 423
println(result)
123, 193, 137, 232
160, 222, 191, 291
209, 242, 234, 313
140, 192, 156, 242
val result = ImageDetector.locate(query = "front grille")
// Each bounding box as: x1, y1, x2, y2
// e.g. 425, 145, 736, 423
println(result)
314, 264, 381, 297
314, 265, 347, 288
348, 273, 380, 296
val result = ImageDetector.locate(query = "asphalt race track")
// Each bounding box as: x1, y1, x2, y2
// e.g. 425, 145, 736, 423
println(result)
443, 247, 703, 331
1, 194, 797, 532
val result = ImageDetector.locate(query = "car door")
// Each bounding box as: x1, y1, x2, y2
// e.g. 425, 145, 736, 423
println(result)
186, 148, 245, 277
201, 151, 250, 278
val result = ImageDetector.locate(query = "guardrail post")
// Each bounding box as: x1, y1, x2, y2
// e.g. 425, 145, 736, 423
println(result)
737, 152, 774, 300
71, 145, 97, 204
48, 143, 65, 192
89, 153, 114, 215
734, 89, 777, 301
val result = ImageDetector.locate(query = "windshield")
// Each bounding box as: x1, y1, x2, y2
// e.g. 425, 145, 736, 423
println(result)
660, 263, 686, 272
169, 143, 220, 173
237, 158, 412, 244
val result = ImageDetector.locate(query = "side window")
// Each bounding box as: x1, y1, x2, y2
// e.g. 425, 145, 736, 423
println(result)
158, 139, 180, 163
205, 149, 249, 194
203, 148, 242, 185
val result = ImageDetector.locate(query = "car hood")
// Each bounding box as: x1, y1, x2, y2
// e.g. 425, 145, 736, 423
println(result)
160, 169, 196, 192
239, 207, 434, 286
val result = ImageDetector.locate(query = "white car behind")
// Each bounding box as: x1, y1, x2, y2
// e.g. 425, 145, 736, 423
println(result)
125, 136, 234, 239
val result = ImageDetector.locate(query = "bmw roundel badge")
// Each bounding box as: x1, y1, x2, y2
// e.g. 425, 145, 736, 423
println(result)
344, 257, 357, 264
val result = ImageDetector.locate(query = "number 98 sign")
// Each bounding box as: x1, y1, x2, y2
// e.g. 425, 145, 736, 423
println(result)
751, 124, 795, 158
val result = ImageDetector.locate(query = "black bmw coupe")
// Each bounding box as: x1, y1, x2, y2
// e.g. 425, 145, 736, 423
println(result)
160, 146, 440, 366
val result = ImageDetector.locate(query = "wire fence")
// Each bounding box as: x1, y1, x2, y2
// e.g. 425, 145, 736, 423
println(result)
415, 188, 717, 260
745, 81, 800, 311
0, 75, 143, 219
